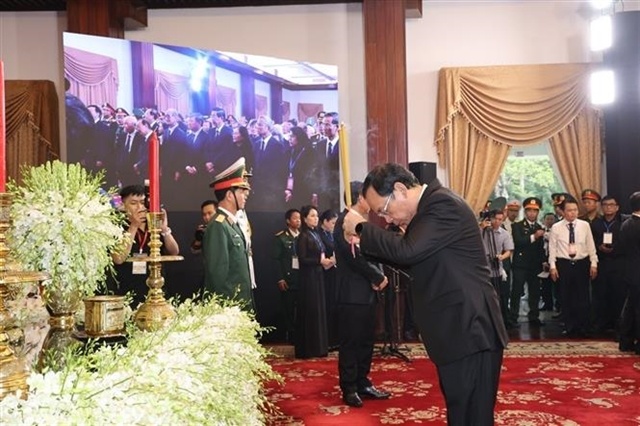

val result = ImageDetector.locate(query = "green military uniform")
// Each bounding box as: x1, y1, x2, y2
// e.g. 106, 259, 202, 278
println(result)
203, 157, 254, 311
273, 229, 300, 342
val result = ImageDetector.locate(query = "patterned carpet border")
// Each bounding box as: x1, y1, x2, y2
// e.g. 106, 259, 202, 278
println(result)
266, 340, 633, 360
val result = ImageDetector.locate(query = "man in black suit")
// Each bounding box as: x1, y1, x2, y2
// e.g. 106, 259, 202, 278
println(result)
315, 112, 340, 212
618, 192, 640, 354
206, 108, 240, 176
334, 181, 390, 408
161, 109, 188, 209
116, 115, 145, 187
250, 115, 288, 211
343, 163, 508, 425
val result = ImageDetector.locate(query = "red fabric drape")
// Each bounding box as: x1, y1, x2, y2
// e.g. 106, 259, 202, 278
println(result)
297, 103, 323, 124
255, 94, 268, 119
155, 71, 190, 114
216, 85, 237, 117
282, 101, 291, 122
64, 47, 119, 107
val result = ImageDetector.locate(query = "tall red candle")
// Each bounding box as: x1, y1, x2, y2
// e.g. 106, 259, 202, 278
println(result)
148, 131, 160, 212
0, 61, 6, 192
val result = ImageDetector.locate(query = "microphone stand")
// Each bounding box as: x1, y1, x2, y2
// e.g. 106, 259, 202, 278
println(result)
377, 264, 412, 363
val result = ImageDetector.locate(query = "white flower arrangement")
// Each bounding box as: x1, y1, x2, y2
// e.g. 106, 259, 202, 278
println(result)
8, 161, 124, 299
0, 298, 281, 425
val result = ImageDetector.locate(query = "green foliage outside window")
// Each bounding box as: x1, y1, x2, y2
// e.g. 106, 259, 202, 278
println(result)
493, 155, 564, 216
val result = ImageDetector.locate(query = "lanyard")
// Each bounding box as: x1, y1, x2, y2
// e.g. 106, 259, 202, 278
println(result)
308, 230, 325, 253
136, 229, 149, 254
603, 219, 614, 233
288, 147, 305, 174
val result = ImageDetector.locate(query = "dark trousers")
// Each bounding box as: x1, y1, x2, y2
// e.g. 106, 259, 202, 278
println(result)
490, 276, 510, 327
280, 289, 297, 342
541, 277, 554, 309
557, 258, 591, 334
437, 348, 503, 426
619, 284, 640, 347
337, 303, 377, 393
592, 257, 627, 331
510, 268, 541, 321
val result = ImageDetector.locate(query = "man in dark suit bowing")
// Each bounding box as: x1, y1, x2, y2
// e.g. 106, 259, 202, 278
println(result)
334, 181, 390, 408
343, 163, 508, 426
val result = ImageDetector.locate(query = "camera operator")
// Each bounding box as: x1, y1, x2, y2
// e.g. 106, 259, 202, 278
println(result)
110, 184, 180, 308
191, 200, 218, 254
480, 209, 514, 329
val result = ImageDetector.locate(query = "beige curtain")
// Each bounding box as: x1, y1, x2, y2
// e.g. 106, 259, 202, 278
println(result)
297, 103, 323, 124
64, 47, 119, 107
434, 63, 601, 213
216, 85, 237, 117
155, 71, 190, 114
5, 81, 60, 185
255, 95, 268, 119
549, 107, 602, 201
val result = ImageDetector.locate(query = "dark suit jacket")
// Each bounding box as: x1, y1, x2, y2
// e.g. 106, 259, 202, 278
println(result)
251, 135, 288, 209
335, 209, 384, 305
116, 130, 146, 186
207, 125, 240, 174
315, 137, 340, 211
512, 219, 545, 271
358, 179, 508, 365
162, 126, 188, 177
287, 145, 318, 209
619, 215, 640, 288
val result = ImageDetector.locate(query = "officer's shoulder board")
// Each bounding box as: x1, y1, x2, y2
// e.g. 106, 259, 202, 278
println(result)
275, 230, 284, 236
215, 214, 225, 223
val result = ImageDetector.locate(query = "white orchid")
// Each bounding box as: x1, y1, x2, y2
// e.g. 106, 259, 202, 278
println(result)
0, 298, 280, 425
8, 161, 124, 299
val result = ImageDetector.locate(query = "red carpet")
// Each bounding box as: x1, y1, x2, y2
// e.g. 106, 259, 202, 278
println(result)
265, 342, 640, 425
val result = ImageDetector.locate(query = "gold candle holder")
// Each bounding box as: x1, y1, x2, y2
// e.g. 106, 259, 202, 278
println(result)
132, 211, 183, 331
0, 193, 49, 399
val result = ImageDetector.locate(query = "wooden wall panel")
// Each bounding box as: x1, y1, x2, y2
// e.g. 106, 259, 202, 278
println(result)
363, 0, 408, 168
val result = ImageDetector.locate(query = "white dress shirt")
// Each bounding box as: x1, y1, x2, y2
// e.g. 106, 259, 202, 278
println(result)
548, 218, 598, 269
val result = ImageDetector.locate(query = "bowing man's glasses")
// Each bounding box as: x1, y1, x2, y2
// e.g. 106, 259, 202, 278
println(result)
378, 192, 394, 217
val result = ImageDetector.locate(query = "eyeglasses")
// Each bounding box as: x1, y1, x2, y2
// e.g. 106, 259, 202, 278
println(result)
378, 192, 394, 217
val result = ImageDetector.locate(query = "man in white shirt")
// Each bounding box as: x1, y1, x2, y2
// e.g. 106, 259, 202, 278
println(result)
549, 198, 598, 337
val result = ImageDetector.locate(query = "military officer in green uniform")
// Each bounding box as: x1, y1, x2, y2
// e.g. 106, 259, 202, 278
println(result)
203, 157, 254, 311
273, 208, 302, 342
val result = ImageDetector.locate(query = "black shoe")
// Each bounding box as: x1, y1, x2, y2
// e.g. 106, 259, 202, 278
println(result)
342, 392, 363, 408
529, 318, 545, 326
358, 386, 390, 400
619, 339, 635, 352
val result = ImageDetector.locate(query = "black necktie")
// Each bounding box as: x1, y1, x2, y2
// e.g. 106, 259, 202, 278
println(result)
568, 222, 575, 244
125, 133, 132, 153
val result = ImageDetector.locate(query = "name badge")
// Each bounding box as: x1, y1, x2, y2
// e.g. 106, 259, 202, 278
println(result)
132, 253, 147, 275
292, 256, 299, 270
132, 261, 146, 275
603, 232, 613, 245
